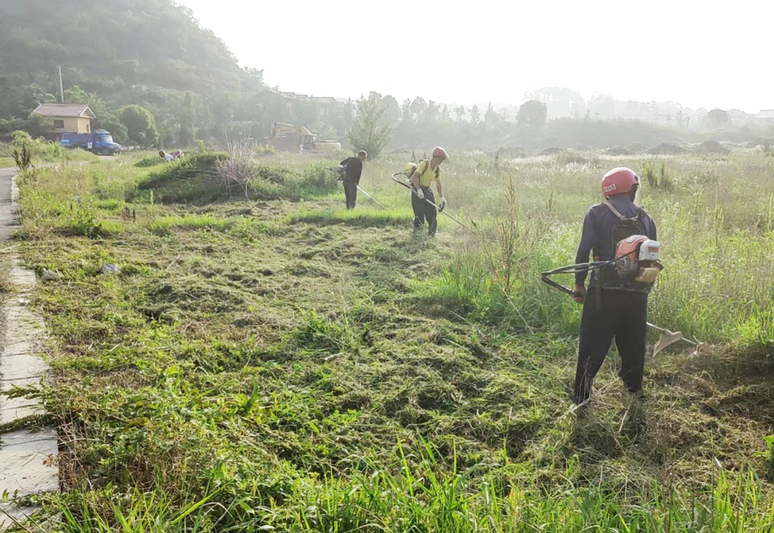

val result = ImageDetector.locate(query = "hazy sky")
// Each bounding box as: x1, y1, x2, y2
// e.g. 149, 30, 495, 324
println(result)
176, 0, 772, 113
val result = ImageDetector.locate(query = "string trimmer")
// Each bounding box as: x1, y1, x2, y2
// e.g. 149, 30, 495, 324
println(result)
328, 167, 387, 209
541, 247, 701, 357
354, 185, 387, 209
390, 172, 472, 231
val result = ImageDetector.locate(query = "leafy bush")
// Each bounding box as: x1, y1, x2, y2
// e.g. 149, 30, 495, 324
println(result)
65, 199, 105, 238
641, 160, 673, 190
135, 155, 168, 168
8, 130, 97, 164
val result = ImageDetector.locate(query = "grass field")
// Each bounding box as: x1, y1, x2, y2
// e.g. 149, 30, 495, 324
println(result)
10, 149, 774, 531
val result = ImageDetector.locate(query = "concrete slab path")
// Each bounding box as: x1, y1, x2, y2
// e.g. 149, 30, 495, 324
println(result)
0, 167, 58, 530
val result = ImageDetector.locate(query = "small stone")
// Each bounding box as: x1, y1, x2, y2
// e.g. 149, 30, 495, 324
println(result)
41, 269, 62, 282
101, 263, 120, 275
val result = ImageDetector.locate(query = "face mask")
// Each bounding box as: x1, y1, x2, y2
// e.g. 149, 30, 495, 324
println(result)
634, 186, 643, 207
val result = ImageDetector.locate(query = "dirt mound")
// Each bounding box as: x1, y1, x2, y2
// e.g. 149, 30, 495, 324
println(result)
606, 146, 631, 156
648, 143, 688, 155
555, 150, 588, 165
497, 145, 527, 158
698, 140, 729, 154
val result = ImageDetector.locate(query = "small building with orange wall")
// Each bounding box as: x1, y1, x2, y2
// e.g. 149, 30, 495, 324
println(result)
31, 103, 96, 134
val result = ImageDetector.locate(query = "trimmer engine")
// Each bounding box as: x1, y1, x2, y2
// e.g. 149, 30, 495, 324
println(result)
615, 235, 662, 283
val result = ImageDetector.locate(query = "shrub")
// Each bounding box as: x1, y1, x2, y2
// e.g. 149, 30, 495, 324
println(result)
641, 160, 672, 190
8, 130, 97, 164
135, 155, 167, 168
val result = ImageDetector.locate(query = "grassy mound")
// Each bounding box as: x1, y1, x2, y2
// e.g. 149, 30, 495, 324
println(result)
135, 153, 229, 203
135, 153, 339, 204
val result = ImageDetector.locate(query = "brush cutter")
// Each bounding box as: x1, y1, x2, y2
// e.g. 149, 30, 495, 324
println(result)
541, 257, 701, 357
328, 167, 386, 209
355, 185, 387, 209
390, 173, 472, 231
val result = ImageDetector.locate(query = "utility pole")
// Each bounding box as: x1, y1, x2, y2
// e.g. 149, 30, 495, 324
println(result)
58, 66, 64, 103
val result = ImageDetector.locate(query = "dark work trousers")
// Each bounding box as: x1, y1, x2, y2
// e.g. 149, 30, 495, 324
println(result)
343, 180, 358, 209
572, 288, 649, 404
411, 186, 437, 235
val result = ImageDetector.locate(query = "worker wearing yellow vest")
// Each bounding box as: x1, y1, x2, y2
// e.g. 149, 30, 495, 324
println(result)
409, 147, 448, 236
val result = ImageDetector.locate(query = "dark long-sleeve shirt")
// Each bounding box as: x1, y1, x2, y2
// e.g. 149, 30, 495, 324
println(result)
340, 157, 363, 184
575, 196, 657, 287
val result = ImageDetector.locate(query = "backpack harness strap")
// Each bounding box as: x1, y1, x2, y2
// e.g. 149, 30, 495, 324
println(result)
595, 202, 648, 308
417, 160, 440, 187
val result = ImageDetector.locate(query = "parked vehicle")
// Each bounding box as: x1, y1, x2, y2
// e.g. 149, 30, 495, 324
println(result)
269, 122, 341, 152
60, 130, 121, 155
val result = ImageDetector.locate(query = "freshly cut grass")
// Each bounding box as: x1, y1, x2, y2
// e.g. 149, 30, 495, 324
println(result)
148, 214, 235, 234
12, 149, 774, 531
290, 208, 411, 227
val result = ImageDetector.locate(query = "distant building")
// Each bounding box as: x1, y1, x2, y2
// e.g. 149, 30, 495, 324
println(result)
757, 110, 774, 120
31, 103, 96, 134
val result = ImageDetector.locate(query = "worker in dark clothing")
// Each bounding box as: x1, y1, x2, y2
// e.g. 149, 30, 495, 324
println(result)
339, 150, 367, 209
572, 167, 658, 406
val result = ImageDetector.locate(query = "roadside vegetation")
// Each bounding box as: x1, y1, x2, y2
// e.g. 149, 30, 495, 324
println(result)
0, 131, 98, 169
11, 148, 774, 531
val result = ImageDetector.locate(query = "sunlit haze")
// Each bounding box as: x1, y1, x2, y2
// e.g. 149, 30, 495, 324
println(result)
175, 0, 772, 113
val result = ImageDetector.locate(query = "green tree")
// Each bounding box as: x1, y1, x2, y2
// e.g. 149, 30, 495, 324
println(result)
100, 116, 128, 144
65, 86, 110, 125
180, 91, 196, 146
382, 95, 401, 123
410, 97, 427, 121
119, 105, 158, 148
470, 105, 481, 124
347, 95, 394, 159
401, 99, 413, 123
484, 103, 500, 127
517, 100, 548, 128
63, 86, 90, 104
708, 108, 730, 128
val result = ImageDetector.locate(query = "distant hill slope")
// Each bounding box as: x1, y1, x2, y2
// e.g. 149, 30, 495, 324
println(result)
0, 0, 258, 119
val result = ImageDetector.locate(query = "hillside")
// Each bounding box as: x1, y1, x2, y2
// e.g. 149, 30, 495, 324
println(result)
0, 0, 272, 146
0, 0, 248, 111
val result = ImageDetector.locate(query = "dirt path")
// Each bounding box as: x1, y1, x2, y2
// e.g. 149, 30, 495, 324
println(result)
0, 167, 58, 530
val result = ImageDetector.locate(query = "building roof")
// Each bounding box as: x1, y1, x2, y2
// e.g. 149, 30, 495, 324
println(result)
757, 109, 774, 119
311, 96, 339, 105
31, 103, 97, 119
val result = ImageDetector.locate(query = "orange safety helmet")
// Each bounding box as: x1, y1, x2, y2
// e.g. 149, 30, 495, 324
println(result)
432, 146, 449, 161
601, 167, 639, 198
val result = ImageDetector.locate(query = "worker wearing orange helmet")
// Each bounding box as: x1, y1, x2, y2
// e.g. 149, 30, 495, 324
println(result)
572, 167, 658, 407
409, 147, 448, 236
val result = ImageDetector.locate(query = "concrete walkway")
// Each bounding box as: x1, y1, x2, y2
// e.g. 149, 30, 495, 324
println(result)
0, 167, 58, 530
